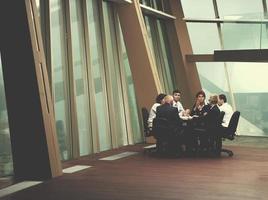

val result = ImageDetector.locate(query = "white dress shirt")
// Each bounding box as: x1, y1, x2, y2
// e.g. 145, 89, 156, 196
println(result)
173, 101, 184, 113
219, 102, 234, 127
147, 103, 161, 128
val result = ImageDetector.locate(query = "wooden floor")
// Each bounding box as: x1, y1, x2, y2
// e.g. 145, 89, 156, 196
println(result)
0, 177, 14, 190
1, 145, 268, 200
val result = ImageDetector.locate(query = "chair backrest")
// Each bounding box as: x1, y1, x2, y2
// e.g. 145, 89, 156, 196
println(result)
141, 107, 150, 136
152, 117, 170, 139
227, 111, 240, 135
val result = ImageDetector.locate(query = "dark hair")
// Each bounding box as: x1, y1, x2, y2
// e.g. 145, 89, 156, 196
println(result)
172, 89, 181, 95
155, 93, 167, 104
195, 90, 206, 98
219, 94, 227, 103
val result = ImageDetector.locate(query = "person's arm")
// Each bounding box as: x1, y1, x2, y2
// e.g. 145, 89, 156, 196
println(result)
147, 104, 157, 128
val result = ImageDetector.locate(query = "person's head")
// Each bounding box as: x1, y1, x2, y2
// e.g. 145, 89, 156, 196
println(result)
209, 94, 218, 105
218, 94, 227, 106
155, 93, 167, 104
164, 95, 174, 105
195, 90, 206, 104
172, 89, 181, 102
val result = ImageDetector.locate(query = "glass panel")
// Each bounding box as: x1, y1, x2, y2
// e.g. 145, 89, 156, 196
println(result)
102, 2, 128, 147
144, 16, 166, 91
181, 0, 215, 18
222, 22, 262, 50
187, 23, 221, 54
119, 25, 143, 143
217, 0, 263, 17
50, 0, 72, 160
196, 62, 230, 101
227, 62, 268, 136
0, 54, 13, 177
35, 0, 40, 17
260, 22, 268, 49
86, 0, 111, 151
156, 20, 176, 93
70, 0, 92, 156
144, 16, 176, 93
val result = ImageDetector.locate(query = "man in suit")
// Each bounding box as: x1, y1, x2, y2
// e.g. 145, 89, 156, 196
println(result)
154, 95, 183, 156
203, 94, 221, 153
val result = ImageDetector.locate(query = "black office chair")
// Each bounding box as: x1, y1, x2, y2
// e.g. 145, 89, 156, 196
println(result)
141, 107, 157, 153
218, 111, 240, 157
192, 111, 225, 156
141, 107, 151, 138
153, 117, 181, 156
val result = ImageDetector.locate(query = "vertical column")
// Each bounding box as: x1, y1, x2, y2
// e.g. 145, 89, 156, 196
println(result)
116, 0, 162, 110
166, 0, 202, 108
0, 0, 62, 180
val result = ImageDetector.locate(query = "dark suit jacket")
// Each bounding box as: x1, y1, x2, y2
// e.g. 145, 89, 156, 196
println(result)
190, 104, 210, 117
204, 105, 221, 133
155, 103, 181, 137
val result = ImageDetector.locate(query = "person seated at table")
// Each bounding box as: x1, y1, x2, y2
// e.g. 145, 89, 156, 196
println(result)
154, 95, 183, 156
190, 90, 210, 131
202, 94, 221, 153
172, 89, 184, 114
147, 93, 166, 130
190, 90, 210, 117
218, 94, 233, 128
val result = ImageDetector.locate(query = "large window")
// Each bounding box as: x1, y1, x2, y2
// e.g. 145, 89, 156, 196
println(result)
86, 0, 112, 151
217, 0, 263, 17
70, 0, 93, 156
181, 0, 215, 18
181, 0, 268, 136
102, 2, 129, 147
40, 0, 143, 159
0, 54, 13, 177
119, 24, 142, 144
187, 23, 221, 54
50, 0, 72, 160
144, 16, 176, 93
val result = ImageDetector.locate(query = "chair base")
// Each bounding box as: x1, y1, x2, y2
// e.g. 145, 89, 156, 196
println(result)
220, 148, 234, 157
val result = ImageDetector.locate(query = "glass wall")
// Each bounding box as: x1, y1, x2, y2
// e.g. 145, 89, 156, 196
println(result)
102, 2, 129, 147
46, 0, 143, 158
139, 0, 168, 13
86, 0, 112, 151
50, 0, 72, 160
228, 62, 268, 136
70, 0, 92, 155
181, 0, 268, 136
187, 23, 221, 54
119, 25, 142, 143
144, 15, 176, 94
0, 54, 13, 177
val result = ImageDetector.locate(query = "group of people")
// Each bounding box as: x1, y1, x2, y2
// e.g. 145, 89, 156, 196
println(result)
147, 89, 234, 156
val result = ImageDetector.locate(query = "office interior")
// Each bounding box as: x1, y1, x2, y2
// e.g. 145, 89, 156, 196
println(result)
1, 0, 268, 199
